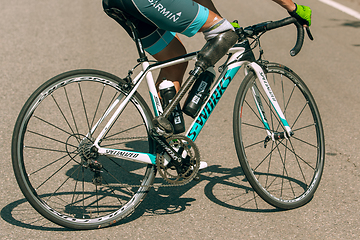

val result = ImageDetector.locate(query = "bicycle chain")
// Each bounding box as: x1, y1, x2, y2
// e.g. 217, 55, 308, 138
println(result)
102, 136, 148, 141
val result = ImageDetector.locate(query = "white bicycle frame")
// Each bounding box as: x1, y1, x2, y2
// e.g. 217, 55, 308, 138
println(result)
91, 40, 293, 165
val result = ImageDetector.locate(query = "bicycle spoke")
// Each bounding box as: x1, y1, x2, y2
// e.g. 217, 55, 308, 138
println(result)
64, 87, 80, 137
77, 82, 91, 133
244, 99, 264, 125
244, 139, 265, 149
288, 139, 308, 185
51, 94, 77, 137
282, 82, 296, 116
278, 139, 316, 170
252, 140, 282, 171
33, 115, 73, 136
90, 84, 106, 128
291, 134, 318, 149
27, 130, 78, 149
275, 140, 296, 198
24, 145, 67, 153
290, 100, 309, 129
28, 153, 70, 176
69, 169, 82, 216
292, 123, 316, 133
43, 162, 82, 201
36, 155, 80, 190
103, 155, 143, 184
242, 122, 267, 131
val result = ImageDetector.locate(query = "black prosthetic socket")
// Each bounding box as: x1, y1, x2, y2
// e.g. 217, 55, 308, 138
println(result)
195, 30, 238, 71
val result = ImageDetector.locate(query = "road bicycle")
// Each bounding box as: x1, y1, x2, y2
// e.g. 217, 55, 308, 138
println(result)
12, 13, 324, 229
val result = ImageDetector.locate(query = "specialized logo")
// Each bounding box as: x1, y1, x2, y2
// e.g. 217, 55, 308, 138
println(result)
260, 72, 276, 102
106, 149, 139, 159
147, 0, 182, 22
152, 135, 181, 163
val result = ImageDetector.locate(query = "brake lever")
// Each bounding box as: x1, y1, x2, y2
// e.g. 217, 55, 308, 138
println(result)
306, 27, 314, 41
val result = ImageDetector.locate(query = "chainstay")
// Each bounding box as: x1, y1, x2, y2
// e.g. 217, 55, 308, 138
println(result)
101, 134, 200, 187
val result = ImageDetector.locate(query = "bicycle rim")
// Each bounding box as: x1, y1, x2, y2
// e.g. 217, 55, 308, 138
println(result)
12, 69, 156, 229
233, 63, 325, 209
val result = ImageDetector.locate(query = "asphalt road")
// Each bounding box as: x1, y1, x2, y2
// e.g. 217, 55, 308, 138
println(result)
1, 0, 360, 239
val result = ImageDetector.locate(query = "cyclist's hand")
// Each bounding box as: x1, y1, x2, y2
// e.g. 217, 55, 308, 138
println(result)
231, 21, 240, 29
289, 3, 312, 27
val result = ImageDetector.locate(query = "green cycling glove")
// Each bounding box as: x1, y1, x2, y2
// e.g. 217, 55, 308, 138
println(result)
289, 3, 312, 26
230, 21, 240, 29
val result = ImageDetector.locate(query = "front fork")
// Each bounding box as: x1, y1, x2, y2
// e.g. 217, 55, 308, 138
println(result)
247, 62, 293, 148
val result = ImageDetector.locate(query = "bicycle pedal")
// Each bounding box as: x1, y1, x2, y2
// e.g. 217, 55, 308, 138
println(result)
193, 173, 201, 181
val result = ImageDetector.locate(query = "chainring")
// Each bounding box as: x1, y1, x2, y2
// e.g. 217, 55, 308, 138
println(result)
156, 135, 200, 186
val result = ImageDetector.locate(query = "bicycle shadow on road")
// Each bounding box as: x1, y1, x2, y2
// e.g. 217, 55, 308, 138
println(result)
1, 165, 280, 230
130, 165, 281, 220
202, 165, 281, 212
1, 197, 76, 231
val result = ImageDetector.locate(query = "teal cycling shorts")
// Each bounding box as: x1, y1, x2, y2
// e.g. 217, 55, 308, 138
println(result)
103, 0, 209, 55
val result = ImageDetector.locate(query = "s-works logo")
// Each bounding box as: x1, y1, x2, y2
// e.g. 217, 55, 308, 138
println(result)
187, 75, 232, 140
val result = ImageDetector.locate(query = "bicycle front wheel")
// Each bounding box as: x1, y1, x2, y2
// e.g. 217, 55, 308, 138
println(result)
233, 62, 325, 209
12, 69, 156, 229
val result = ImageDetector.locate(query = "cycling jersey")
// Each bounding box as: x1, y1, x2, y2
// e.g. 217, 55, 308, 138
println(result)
103, 0, 209, 55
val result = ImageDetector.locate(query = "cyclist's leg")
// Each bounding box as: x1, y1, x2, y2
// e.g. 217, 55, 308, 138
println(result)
152, 35, 187, 92
103, 0, 236, 80
125, 0, 237, 70
103, 0, 188, 91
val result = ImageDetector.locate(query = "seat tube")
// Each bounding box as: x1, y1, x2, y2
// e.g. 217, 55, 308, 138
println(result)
127, 20, 162, 116
142, 62, 163, 117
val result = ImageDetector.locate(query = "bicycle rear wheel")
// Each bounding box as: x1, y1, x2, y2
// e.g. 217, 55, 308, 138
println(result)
233, 62, 325, 209
12, 69, 156, 229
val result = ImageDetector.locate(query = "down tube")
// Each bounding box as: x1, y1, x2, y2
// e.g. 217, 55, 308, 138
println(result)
186, 65, 242, 141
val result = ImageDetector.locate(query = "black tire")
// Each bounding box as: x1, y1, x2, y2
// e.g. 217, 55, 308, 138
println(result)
12, 69, 156, 229
233, 62, 325, 209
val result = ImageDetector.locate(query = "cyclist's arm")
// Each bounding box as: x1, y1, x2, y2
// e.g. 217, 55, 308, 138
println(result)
272, 0, 312, 26
272, 0, 296, 12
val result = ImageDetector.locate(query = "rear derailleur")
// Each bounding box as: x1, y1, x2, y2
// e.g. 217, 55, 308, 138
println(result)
78, 137, 103, 186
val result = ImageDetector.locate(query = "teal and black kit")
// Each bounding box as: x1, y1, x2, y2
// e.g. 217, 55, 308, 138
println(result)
103, 0, 210, 55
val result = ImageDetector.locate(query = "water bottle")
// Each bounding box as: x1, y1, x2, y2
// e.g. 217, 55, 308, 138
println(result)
159, 80, 185, 134
183, 67, 216, 118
